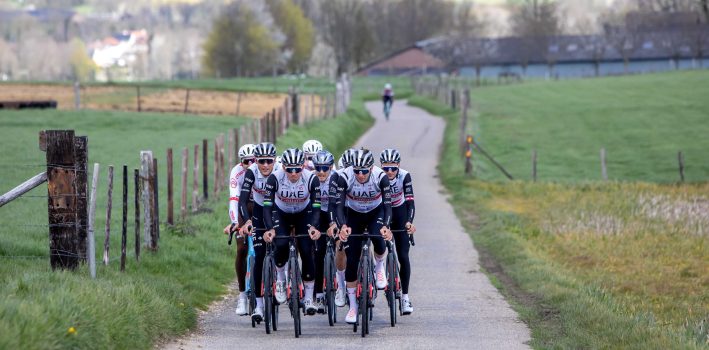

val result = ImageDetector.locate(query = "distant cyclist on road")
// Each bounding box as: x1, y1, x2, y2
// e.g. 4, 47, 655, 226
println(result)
335, 149, 392, 324
380, 148, 417, 315
382, 83, 394, 120
262, 148, 322, 315
224, 144, 255, 316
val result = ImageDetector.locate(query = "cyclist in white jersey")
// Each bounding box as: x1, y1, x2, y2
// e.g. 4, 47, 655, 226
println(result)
302, 139, 323, 171
335, 149, 393, 324
237, 142, 281, 323
262, 148, 322, 315
380, 148, 417, 314
224, 144, 255, 316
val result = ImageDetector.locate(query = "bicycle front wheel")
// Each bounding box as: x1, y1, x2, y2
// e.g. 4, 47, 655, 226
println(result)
360, 257, 369, 338
263, 255, 274, 334
387, 249, 397, 327
325, 249, 336, 326
289, 255, 301, 338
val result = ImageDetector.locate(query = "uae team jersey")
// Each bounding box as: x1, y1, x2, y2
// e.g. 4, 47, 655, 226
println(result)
266, 168, 319, 213
388, 168, 414, 208
228, 163, 249, 223
341, 166, 388, 213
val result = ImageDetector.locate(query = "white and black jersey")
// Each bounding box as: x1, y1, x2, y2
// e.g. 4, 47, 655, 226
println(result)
238, 162, 282, 223
262, 168, 321, 230
335, 166, 392, 226
389, 168, 415, 223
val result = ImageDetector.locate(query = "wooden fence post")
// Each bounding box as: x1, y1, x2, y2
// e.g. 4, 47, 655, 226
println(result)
73, 81, 81, 110
103, 165, 114, 265
459, 89, 470, 155
193, 144, 200, 211
600, 148, 608, 181
532, 149, 537, 182
271, 109, 277, 143
140, 151, 155, 250
678, 151, 685, 182
167, 148, 174, 225
88, 163, 99, 278
44, 130, 80, 270
136, 86, 141, 112
213, 137, 219, 197
236, 92, 243, 116
120, 165, 127, 272
465, 135, 473, 175
74, 136, 88, 261
181, 148, 188, 220
184, 89, 190, 114
202, 139, 208, 200
134, 169, 140, 262
152, 158, 159, 242
228, 129, 235, 169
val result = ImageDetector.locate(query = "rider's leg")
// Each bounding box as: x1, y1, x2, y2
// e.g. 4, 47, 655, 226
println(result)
391, 205, 411, 294
313, 216, 329, 296
295, 213, 317, 301
251, 206, 267, 299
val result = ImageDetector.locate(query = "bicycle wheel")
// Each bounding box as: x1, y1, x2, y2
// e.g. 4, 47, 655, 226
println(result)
324, 248, 336, 326
289, 255, 301, 338
360, 256, 369, 338
263, 255, 274, 334
386, 245, 397, 327
247, 254, 257, 328
272, 304, 279, 331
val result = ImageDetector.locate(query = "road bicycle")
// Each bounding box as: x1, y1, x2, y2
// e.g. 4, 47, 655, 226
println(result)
345, 232, 378, 338
228, 225, 258, 327
383, 100, 392, 120
323, 235, 338, 326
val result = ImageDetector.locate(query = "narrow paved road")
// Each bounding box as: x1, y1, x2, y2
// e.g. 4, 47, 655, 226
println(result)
163, 101, 531, 349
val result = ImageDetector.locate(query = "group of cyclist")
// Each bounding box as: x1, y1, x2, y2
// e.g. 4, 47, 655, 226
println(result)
225, 136, 417, 327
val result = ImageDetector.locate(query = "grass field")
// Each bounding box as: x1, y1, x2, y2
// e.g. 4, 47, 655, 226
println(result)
409, 71, 709, 349
0, 82, 375, 348
466, 70, 709, 183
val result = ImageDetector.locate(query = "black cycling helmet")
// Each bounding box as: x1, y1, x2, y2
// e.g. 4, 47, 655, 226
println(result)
312, 150, 334, 166
352, 149, 374, 168
281, 148, 305, 166
380, 148, 401, 164
340, 148, 357, 168
254, 142, 276, 158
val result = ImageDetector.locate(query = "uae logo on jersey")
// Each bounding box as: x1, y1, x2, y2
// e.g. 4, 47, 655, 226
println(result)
230, 178, 237, 188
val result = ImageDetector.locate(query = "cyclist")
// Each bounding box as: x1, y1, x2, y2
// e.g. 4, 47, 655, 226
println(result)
262, 148, 322, 316
380, 148, 417, 315
237, 142, 280, 323
330, 148, 357, 307
310, 150, 338, 314
224, 144, 255, 316
382, 83, 394, 118
302, 139, 323, 171
335, 149, 392, 324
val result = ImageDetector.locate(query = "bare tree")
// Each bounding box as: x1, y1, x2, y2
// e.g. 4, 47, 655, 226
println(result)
319, 0, 374, 74
602, 11, 644, 74
510, 0, 561, 77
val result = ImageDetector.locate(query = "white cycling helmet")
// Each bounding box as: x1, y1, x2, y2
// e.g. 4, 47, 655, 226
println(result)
238, 144, 255, 159
384, 83, 392, 89
302, 139, 323, 155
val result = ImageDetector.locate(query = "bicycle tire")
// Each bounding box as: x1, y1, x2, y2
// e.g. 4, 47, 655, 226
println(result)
325, 247, 336, 326
289, 255, 301, 338
248, 254, 257, 328
263, 255, 274, 334
360, 256, 369, 338
387, 246, 397, 327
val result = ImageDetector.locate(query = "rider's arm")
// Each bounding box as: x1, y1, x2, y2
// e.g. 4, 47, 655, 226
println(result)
238, 169, 255, 225
308, 175, 321, 228
262, 174, 278, 230
228, 166, 241, 224
334, 174, 348, 226
403, 172, 415, 223
328, 172, 340, 225
379, 175, 392, 227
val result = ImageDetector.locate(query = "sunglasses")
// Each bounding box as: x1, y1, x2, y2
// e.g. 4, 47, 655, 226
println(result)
306, 155, 313, 161
353, 168, 370, 175
314, 165, 331, 173
242, 158, 255, 165
257, 158, 275, 165
285, 167, 303, 174
382, 166, 399, 172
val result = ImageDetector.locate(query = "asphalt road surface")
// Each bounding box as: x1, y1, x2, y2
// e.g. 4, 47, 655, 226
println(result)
163, 100, 531, 350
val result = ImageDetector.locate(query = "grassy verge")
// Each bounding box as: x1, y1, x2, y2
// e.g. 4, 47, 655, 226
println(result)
408, 85, 709, 349
0, 89, 374, 348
